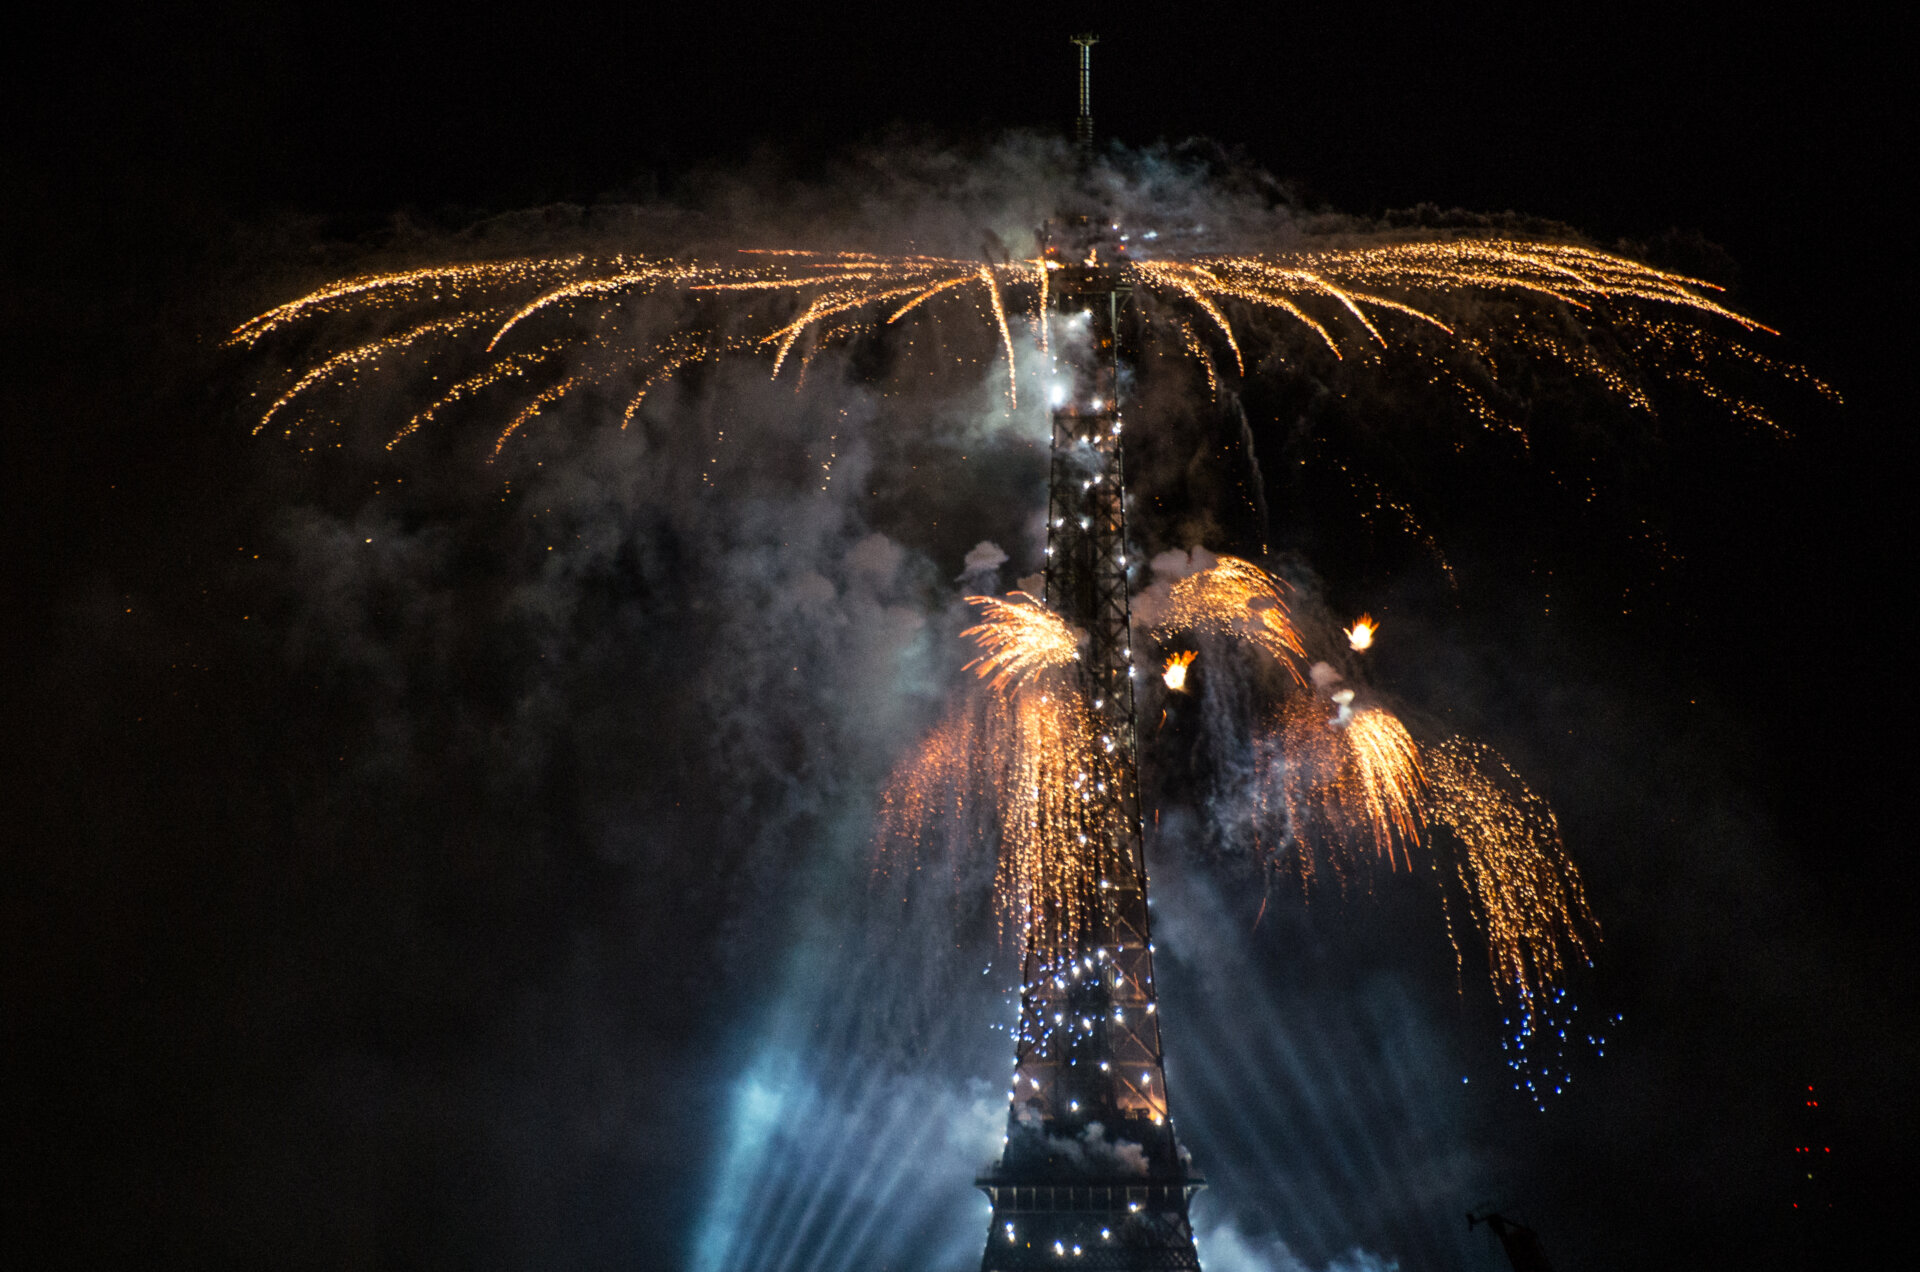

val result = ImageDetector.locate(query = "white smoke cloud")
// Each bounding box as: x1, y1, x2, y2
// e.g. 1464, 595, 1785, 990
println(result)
1130, 546, 1221, 628
1194, 1219, 1400, 1272
1004, 1120, 1152, 1177
960, 539, 1009, 583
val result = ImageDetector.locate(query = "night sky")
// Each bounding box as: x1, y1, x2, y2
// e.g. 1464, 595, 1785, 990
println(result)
6, 4, 1911, 1270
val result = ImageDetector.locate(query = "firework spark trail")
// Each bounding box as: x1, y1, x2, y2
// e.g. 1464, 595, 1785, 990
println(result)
976, 265, 1020, 405
1423, 737, 1595, 1003
236, 237, 1802, 460
1172, 317, 1220, 399
1314, 454, 1458, 583
228, 257, 581, 346
486, 262, 680, 350
1344, 709, 1426, 871
874, 707, 983, 872
961, 594, 1079, 692
876, 675, 1117, 965
1154, 556, 1306, 683
1272, 695, 1426, 872
614, 333, 763, 426
253, 313, 498, 435
1621, 317, 1843, 435
1137, 263, 1249, 372
388, 348, 558, 448
997, 688, 1116, 963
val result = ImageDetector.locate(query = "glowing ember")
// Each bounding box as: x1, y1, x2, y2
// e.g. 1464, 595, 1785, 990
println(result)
1162, 650, 1196, 692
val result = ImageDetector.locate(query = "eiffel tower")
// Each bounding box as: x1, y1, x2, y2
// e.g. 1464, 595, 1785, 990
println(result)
976, 35, 1205, 1272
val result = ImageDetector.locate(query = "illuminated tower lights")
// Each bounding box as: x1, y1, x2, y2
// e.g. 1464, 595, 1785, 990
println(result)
975, 37, 1204, 1271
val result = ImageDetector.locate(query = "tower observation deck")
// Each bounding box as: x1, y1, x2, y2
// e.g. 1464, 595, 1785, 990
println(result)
976, 37, 1204, 1272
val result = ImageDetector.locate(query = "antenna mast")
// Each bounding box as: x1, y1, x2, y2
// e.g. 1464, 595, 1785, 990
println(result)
1073, 33, 1098, 155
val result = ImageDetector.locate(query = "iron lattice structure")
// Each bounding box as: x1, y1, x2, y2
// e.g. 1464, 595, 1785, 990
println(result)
975, 208, 1204, 1271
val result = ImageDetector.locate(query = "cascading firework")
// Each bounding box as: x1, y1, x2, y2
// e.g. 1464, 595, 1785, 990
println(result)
878, 562, 1595, 1048
232, 235, 1835, 462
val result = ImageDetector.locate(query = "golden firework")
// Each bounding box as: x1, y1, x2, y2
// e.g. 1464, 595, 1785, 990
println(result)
877, 679, 1124, 966
961, 594, 1078, 692
1274, 695, 1425, 872
234, 236, 1798, 461
1423, 736, 1595, 1002
1155, 556, 1306, 683
1162, 650, 1197, 691
1345, 614, 1377, 651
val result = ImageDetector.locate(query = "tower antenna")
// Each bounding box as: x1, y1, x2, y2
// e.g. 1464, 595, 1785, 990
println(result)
1072, 33, 1098, 156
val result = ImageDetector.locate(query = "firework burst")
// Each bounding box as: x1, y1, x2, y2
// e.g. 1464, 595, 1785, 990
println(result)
1270, 693, 1425, 874
1164, 569, 1594, 1023
876, 592, 1133, 964
877, 674, 1122, 966
960, 593, 1079, 692
232, 233, 1816, 467
1423, 736, 1595, 1003
1154, 555, 1306, 682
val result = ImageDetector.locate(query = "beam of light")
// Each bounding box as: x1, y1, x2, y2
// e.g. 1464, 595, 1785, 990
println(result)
1149, 864, 1482, 1271
688, 927, 1006, 1272
692, 1053, 796, 1272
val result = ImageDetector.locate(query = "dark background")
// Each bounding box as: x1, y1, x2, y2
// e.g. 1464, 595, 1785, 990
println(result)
5, 3, 1911, 1269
